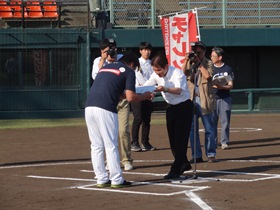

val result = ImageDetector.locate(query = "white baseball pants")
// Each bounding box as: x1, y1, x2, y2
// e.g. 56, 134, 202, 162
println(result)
85, 106, 124, 185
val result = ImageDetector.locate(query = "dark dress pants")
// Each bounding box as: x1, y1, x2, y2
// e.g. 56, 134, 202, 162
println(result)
166, 99, 193, 174
130, 100, 153, 146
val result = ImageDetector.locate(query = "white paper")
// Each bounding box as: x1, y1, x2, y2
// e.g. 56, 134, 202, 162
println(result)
136, 85, 156, 94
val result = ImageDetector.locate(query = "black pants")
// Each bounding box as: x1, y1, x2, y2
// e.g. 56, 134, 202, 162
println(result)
166, 99, 193, 174
130, 100, 153, 146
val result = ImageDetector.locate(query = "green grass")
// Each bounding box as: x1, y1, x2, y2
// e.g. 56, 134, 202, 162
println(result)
0, 118, 86, 130
0, 117, 166, 130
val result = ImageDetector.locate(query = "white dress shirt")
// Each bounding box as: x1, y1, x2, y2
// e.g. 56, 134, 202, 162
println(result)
135, 68, 146, 87
139, 57, 153, 80
144, 66, 190, 105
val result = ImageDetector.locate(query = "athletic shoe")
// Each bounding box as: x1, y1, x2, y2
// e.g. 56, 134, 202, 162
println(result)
124, 163, 133, 171
180, 163, 192, 174
141, 143, 156, 151
96, 180, 111, 188
189, 157, 204, 164
164, 172, 180, 179
111, 180, 132, 188
208, 156, 217, 163
131, 144, 142, 152
221, 144, 229, 150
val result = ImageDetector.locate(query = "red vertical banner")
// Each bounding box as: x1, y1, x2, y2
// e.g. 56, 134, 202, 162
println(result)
188, 11, 199, 44
160, 16, 171, 65
160, 11, 199, 69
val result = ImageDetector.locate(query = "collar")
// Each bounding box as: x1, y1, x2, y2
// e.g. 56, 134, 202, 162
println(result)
214, 62, 225, 68
139, 57, 150, 63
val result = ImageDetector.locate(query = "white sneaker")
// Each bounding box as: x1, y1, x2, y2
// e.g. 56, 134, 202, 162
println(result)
222, 144, 229, 150
124, 163, 133, 171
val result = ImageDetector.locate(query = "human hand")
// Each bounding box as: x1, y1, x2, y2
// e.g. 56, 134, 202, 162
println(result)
142, 91, 154, 100
119, 92, 126, 100
154, 86, 163, 92
100, 47, 109, 60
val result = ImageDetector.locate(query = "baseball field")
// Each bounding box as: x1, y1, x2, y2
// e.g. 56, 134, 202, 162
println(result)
0, 113, 279, 210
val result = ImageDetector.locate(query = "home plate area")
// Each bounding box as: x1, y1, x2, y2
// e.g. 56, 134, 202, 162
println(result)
25, 160, 279, 210
27, 159, 280, 195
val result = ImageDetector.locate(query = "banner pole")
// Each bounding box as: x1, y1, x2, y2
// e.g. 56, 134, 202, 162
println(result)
192, 8, 201, 41
159, 6, 207, 19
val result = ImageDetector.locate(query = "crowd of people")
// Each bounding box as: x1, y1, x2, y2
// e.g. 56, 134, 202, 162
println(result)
84, 38, 234, 188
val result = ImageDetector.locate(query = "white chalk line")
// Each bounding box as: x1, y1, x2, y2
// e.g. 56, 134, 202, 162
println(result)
24, 161, 279, 210
186, 191, 214, 210
0, 161, 91, 169
199, 127, 262, 132
27, 174, 213, 210
2, 158, 279, 170
27, 174, 209, 196
81, 169, 280, 182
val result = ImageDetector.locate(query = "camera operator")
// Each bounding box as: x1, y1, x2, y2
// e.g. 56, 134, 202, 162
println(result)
181, 41, 217, 163
92, 38, 121, 81
91, 38, 134, 171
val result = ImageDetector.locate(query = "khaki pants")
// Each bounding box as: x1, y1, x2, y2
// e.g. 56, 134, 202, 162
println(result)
117, 99, 133, 166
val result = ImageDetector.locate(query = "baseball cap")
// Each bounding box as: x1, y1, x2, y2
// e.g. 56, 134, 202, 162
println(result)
99, 38, 116, 50
194, 41, 206, 49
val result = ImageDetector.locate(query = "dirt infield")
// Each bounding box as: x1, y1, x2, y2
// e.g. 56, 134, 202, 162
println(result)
0, 113, 280, 210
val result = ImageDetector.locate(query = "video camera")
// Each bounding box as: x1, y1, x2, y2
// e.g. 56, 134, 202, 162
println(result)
107, 38, 117, 57
188, 42, 197, 59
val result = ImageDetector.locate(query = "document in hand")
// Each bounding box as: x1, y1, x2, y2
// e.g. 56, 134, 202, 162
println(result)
212, 75, 232, 86
136, 85, 156, 94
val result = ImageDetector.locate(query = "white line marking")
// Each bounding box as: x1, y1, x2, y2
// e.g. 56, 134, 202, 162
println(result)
27, 175, 210, 197
191, 169, 280, 177
199, 127, 262, 132
27, 175, 95, 182
227, 160, 280, 163
22, 159, 280, 210
74, 182, 209, 196
185, 191, 213, 210
2, 159, 279, 170
0, 161, 91, 169
77, 184, 187, 196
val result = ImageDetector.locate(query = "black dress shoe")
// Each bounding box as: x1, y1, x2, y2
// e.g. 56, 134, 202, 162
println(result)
189, 157, 203, 164
164, 172, 180, 179
180, 163, 192, 175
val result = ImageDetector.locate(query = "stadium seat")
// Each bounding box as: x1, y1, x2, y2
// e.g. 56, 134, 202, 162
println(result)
10, 0, 28, 18
0, 1, 13, 18
43, 1, 58, 18
26, 1, 43, 18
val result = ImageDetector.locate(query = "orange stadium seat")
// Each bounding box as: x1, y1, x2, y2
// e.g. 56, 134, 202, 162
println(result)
43, 1, 58, 18
0, 1, 13, 18
26, 1, 43, 18
10, 0, 28, 18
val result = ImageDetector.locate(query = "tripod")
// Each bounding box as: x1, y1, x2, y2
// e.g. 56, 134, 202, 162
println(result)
191, 64, 199, 179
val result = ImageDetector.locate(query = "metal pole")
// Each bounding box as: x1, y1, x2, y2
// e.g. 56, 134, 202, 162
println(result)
192, 69, 198, 179
151, 0, 155, 29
